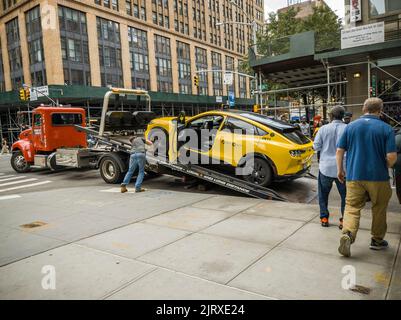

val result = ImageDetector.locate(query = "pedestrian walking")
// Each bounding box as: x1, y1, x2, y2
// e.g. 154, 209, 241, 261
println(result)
395, 128, 401, 204
1, 138, 10, 155
121, 135, 153, 193
343, 112, 353, 124
313, 106, 347, 228
336, 98, 397, 257
299, 116, 310, 137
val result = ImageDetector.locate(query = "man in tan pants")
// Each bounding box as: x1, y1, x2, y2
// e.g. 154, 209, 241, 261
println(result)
336, 98, 397, 257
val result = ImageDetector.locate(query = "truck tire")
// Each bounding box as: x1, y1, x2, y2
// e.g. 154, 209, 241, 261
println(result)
11, 150, 31, 173
99, 156, 126, 184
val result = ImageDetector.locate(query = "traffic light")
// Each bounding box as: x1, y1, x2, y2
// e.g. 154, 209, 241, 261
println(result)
194, 75, 199, 87
253, 104, 261, 113
24, 88, 30, 101
19, 88, 26, 101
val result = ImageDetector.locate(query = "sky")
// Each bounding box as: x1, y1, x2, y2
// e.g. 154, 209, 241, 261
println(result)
264, 0, 345, 20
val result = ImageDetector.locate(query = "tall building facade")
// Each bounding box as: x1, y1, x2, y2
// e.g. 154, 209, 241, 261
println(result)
0, 0, 264, 100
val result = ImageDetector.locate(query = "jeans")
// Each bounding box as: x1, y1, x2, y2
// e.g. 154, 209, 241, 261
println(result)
318, 171, 346, 219
121, 153, 146, 190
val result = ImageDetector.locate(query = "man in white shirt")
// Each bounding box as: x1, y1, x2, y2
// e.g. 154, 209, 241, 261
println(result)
313, 106, 347, 228
299, 116, 310, 137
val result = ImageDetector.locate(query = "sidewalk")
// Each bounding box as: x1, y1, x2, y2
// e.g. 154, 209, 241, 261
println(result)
0, 185, 400, 300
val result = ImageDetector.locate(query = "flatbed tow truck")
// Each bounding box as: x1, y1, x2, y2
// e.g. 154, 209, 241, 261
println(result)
11, 88, 288, 202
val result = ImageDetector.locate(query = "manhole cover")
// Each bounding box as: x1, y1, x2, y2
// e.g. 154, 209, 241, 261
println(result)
20, 221, 47, 229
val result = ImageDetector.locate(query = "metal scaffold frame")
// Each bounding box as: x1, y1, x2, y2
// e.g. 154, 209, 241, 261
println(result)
253, 56, 401, 127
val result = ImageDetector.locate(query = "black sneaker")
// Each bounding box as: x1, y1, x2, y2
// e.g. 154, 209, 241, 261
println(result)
338, 232, 353, 257
370, 239, 389, 250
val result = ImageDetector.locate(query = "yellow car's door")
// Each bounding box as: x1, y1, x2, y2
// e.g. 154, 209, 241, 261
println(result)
214, 117, 262, 167
178, 114, 224, 164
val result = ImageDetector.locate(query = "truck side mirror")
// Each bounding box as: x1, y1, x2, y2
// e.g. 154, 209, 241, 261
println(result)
178, 111, 186, 125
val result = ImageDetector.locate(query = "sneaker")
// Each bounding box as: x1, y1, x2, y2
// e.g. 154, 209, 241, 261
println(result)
338, 232, 352, 257
320, 217, 329, 227
339, 218, 343, 230
135, 188, 146, 193
370, 238, 389, 251
121, 185, 128, 193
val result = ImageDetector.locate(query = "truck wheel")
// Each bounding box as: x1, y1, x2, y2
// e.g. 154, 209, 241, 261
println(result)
11, 150, 31, 173
242, 157, 273, 187
99, 156, 125, 184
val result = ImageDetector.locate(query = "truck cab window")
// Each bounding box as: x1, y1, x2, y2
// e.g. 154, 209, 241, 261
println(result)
52, 113, 83, 126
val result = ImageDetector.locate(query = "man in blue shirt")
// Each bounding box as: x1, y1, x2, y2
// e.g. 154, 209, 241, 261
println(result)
313, 106, 347, 228
336, 98, 397, 257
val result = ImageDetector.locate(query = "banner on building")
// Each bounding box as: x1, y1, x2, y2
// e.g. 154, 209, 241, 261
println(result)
341, 22, 384, 49
350, 0, 362, 22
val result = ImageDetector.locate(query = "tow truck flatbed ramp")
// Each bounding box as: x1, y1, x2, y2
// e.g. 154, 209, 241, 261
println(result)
147, 155, 288, 202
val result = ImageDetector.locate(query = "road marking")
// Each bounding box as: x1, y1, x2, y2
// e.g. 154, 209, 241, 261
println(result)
100, 188, 136, 193
0, 181, 52, 193
0, 175, 16, 179
0, 194, 21, 201
0, 178, 38, 187
0, 176, 26, 182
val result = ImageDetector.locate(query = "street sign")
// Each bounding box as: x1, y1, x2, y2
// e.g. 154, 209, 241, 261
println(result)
341, 22, 384, 49
34, 85, 49, 97
228, 91, 235, 107
29, 85, 49, 101
30, 89, 38, 101
223, 73, 233, 86
216, 96, 223, 103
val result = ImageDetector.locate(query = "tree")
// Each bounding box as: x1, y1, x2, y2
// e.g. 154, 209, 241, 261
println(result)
257, 5, 342, 56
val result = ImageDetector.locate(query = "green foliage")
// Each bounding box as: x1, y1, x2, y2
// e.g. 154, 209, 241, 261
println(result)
258, 5, 342, 56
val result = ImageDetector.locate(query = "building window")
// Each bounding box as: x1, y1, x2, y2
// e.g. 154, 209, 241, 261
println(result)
225, 56, 235, 95
211, 51, 223, 96
58, 5, 91, 86
94, 0, 119, 11
26, 6, 46, 86
154, 35, 172, 93
369, 0, 401, 16
126, 0, 147, 20
152, 0, 169, 29
2, 0, 18, 11
97, 17, 123, 87
177, 41, 191, 94
195, 47, 208, 95
6, 17, 24, 90
128, 26, 150, 90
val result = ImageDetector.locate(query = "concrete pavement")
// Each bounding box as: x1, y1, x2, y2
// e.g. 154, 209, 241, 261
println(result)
0, 155, 400, 300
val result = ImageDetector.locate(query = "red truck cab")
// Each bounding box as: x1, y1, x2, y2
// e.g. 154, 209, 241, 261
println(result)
11, 106, 87, 172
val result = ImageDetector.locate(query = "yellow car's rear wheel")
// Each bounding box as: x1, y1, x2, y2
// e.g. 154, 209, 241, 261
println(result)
243, 157, 273, 187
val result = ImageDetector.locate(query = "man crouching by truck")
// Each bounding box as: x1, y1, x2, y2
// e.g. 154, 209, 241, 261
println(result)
121, 135, 153, 193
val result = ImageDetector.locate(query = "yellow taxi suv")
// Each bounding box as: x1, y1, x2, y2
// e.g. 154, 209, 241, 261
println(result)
145, 110, 314, 187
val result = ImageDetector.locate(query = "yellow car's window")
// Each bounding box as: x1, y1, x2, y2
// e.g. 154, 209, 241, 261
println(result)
222, 117, 262, 135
